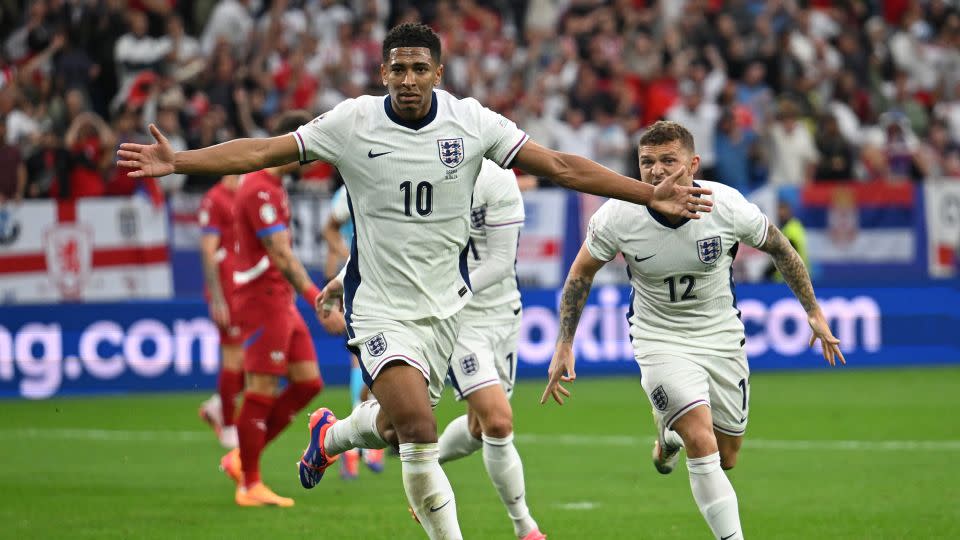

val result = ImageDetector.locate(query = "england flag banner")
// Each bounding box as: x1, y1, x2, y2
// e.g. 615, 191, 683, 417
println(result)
0, 198, 172, 304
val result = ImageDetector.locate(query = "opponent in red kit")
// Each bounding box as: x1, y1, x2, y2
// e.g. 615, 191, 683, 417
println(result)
197, 174, 243, 450
217, 112, 330, 508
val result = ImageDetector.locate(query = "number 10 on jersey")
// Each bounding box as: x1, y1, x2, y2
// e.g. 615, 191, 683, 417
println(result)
400, 181, 433, 216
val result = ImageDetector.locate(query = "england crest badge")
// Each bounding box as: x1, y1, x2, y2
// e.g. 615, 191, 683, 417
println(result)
437, 138, 464, 168
460, 354, 479, 376
697, 236, 722, 264
365, 333, 388, 357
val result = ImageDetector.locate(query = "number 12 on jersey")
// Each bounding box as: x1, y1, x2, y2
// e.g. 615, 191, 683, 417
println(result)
663, 275, 697, 302
400, 181, 433, 217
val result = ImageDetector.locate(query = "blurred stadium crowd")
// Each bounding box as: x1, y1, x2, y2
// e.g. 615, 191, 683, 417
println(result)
1, 0, 959, 205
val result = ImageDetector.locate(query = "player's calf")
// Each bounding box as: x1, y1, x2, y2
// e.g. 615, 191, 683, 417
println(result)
716, 432, 743, 470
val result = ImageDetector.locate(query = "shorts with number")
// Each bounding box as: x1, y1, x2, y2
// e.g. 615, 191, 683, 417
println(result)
238, 298, 317, 376
638, 351, 749, 437
347, 312, 461, 407
448, 306, 521, 401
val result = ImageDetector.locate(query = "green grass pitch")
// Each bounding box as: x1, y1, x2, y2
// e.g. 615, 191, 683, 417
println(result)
2, 366, 959, 539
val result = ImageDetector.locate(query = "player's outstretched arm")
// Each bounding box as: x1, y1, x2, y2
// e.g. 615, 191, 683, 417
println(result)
199, 233, 230, 329
759, 224, 846, 366
260, 228, 324, 312
511, 141, 713, 219
541, 243, 607, 405
117, 124, 300, 178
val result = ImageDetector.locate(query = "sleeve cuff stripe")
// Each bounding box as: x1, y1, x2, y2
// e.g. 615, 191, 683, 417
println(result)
500, 132, 529, 168
758, 214, 770, 246
293, 131, 307, 164
201, 226, 221, 234
256, 223, 287, 238
485, 219, 524, 228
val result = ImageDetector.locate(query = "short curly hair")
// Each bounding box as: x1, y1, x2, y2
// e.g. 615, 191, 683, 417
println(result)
382, 23, 442, 63
638, 121, 695, 153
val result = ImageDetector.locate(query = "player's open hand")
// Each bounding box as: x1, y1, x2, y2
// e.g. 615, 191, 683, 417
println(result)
541, 346, 577, 405
116, 124, 175, 178
209, 297, 230, 329
807, 308, 846, 366
650, 167, 713, 219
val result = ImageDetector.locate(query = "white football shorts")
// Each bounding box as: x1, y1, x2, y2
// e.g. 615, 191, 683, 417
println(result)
638, 350, 750, 437
448, 306, 521, 401
348, 311, 461, 407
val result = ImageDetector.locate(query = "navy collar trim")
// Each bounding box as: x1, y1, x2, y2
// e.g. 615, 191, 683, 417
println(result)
383, 91, 438, 130
645, 181, 700, 229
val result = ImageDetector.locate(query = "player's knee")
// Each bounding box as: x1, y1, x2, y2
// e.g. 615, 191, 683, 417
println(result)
296, 377, 323, 397
394, 415, 438, 443
480, 412, 513, 439
680, 428, 718, 457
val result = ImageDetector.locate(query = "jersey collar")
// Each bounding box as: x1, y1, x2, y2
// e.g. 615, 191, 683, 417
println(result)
645, 181, 700, 229
383, 91, 438, 131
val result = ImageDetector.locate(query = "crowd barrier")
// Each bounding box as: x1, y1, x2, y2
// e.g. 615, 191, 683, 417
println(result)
2, 284, 957, 399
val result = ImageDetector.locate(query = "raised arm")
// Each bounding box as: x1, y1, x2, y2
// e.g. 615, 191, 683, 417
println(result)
758, 223, 845, 366
511, 140, 713, 219
541, 243, 608, 405
117, 124, 300, 178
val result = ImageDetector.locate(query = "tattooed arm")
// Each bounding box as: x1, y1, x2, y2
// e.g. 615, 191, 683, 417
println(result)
541, 243, 609, 405
758, 223, 846, 366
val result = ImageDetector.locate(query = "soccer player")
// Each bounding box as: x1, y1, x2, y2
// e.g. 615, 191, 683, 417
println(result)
436, 158, 544, 539
216, 111, 327, 507
117, 24, 711, 538
541, 121, 845, 540
197, 174, 243, 449
322, 185, 385, 479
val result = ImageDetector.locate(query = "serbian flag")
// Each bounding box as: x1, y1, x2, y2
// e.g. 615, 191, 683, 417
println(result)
799, 182, 917, 265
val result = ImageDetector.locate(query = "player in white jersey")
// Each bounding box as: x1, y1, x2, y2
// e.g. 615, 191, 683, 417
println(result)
542, 121, 845, 540
434, 159, 543, 539
117, 23, 713, 539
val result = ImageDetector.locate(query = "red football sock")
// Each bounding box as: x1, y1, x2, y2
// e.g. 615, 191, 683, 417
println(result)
218, 369, 244, 427
265, 378, 323, 444
237, 391, 275, 488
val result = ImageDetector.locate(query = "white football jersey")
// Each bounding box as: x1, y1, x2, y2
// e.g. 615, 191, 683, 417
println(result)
585, 181, 770, 358
463, 159, 524, 313
294, 90, 529, 321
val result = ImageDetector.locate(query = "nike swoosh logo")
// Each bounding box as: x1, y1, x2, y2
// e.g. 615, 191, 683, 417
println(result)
512, 492, 524, 502
634, 254, 655, 262
368, 149, 393, 158
429, 500, 451, 512
720, 533, 738, 539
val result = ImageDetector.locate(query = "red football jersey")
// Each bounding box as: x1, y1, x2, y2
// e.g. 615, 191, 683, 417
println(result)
232, 169, 292, 304
198, 181, 238, 299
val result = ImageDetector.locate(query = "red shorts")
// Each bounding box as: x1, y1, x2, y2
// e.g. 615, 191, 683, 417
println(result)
237, 299, 317, 376
205, 293, 243, 346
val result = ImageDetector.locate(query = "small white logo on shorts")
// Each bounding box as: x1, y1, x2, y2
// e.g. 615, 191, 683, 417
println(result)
460, 354, 478, 376
651, 385, 669, 411
270, 350, 285, 363
366, 333, 387, 357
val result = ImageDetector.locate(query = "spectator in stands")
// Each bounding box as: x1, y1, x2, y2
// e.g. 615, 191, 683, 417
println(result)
554, 107, 598, 161
0, 115, 26, 204
592, 94, 630, 175
24, 126, 69, 199
55, 111, 115, 199
667, 79, 720, 180
714, 110, 758, 194
765, 199, 809, 282
918, 121, 960, 180
883, 71, 930, 137
814, 114, 855, 182
766, 99, 819, 187
113, 10, 171, 92
201, 0, 254, 56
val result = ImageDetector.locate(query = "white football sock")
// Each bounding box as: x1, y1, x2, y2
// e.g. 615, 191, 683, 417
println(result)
482, 433, 538, 538
687, 452, 743, 540
401, 442, 463, 540
323, 400, 387, 455
438, 414, 482, 464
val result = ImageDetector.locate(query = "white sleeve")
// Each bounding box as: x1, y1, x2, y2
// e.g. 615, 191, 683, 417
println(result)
584, 202, 619, 262
472, 99, 530, 168
469, 227, 519, 293
479, 161, 524, 228
293, 99, 359, 166
729, 189, 770, 248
